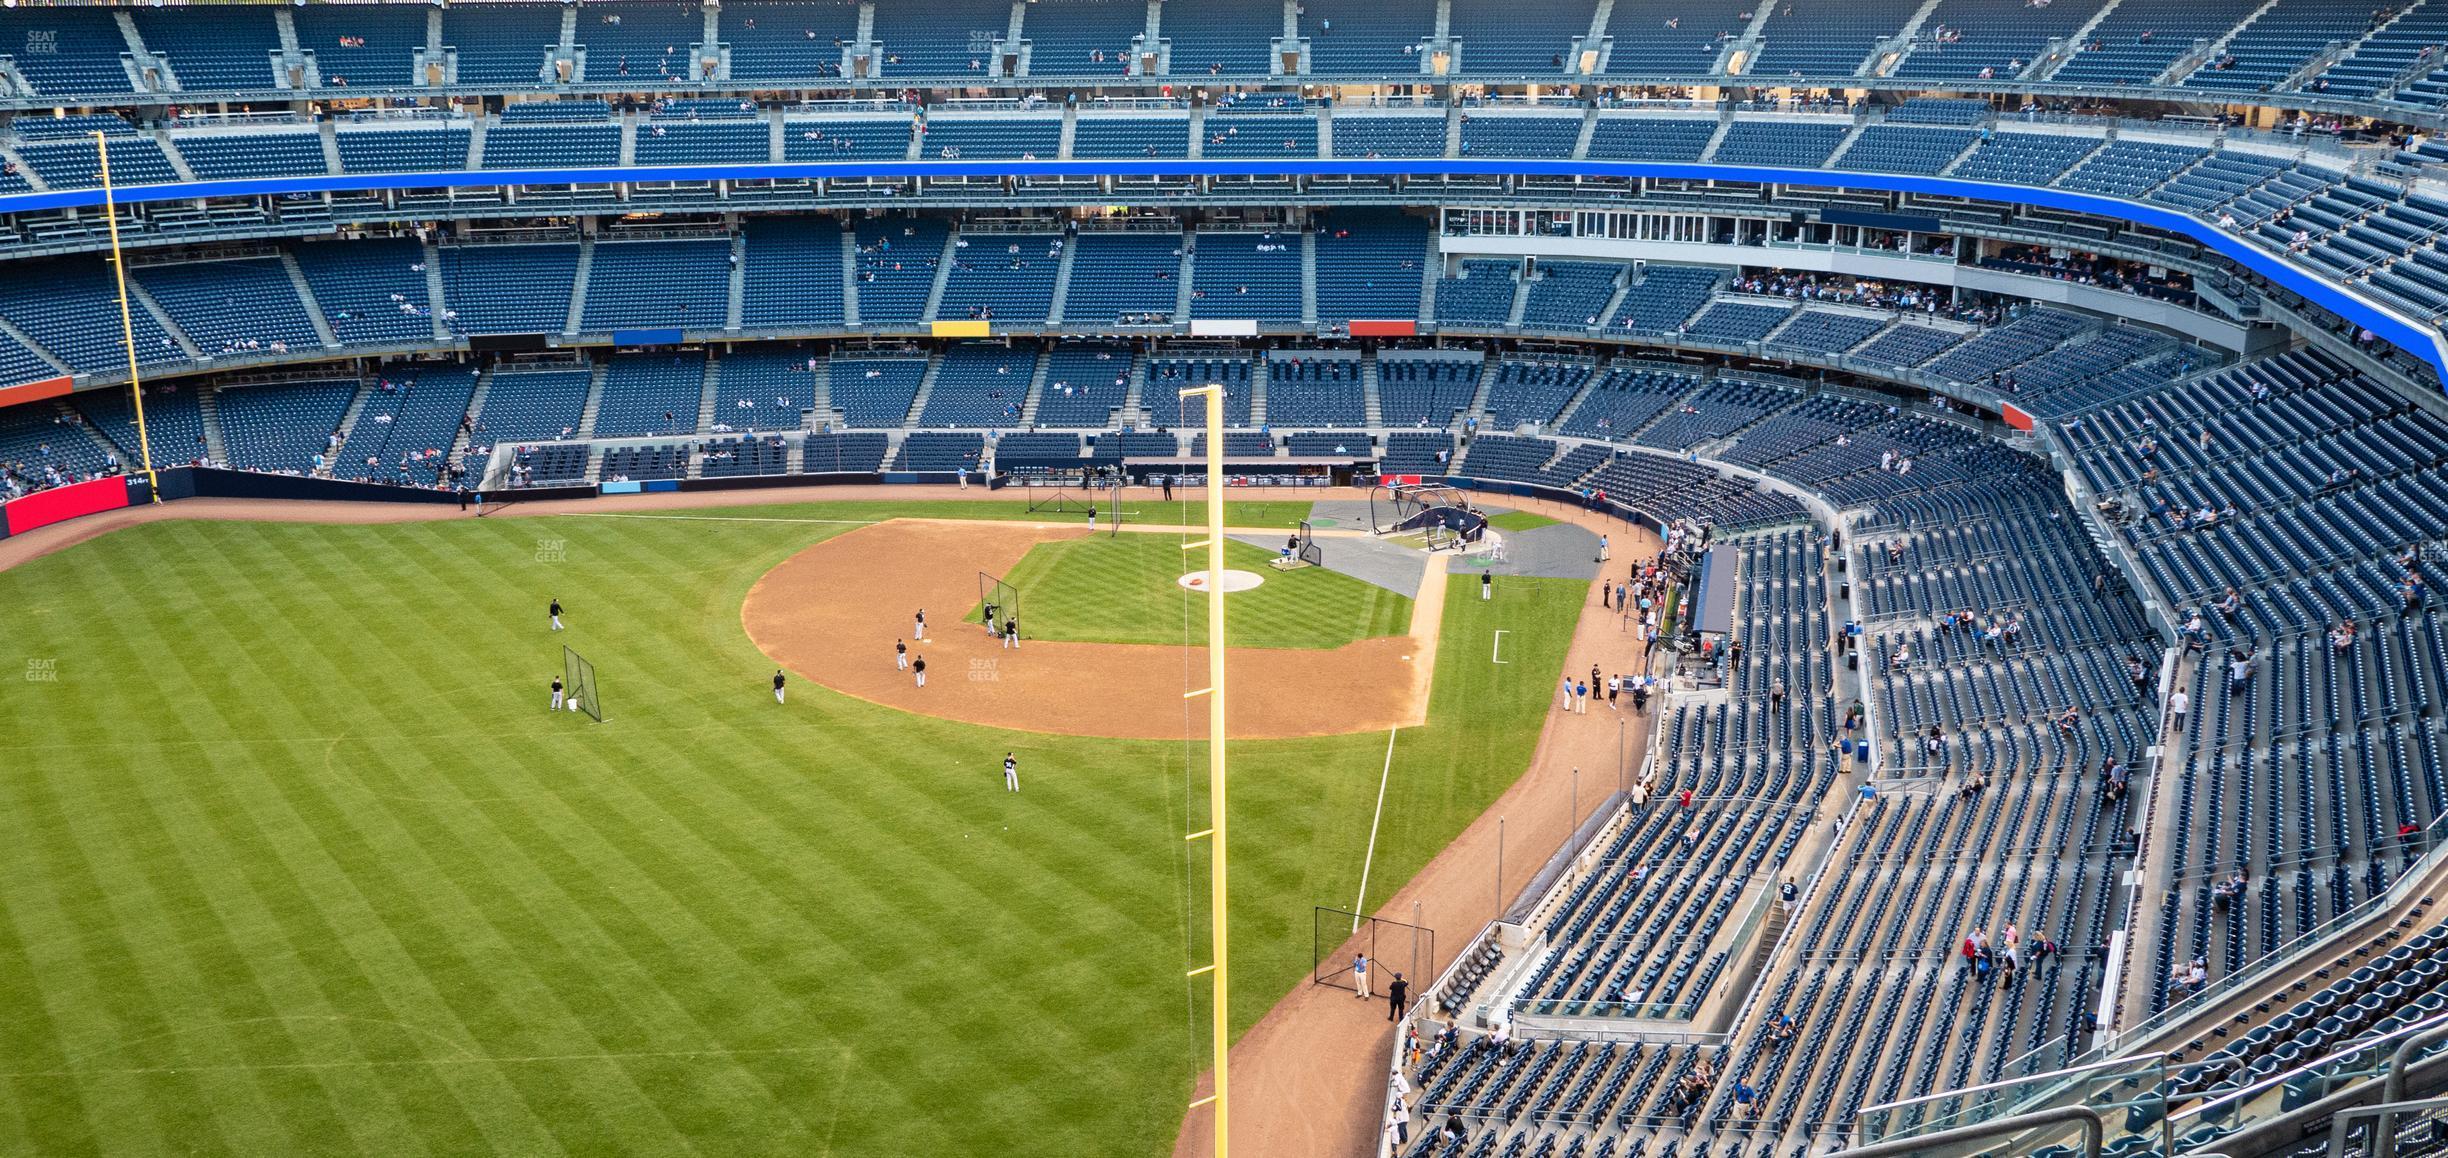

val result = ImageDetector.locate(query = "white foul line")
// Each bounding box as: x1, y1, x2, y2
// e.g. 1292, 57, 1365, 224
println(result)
1492, 629, 1510, 664
1350, 726, 1402, 933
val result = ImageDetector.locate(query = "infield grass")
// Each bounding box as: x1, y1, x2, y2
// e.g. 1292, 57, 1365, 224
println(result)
0, 502, 1584, 1157
1486, 511, 1560, 532
966, 533, 1412, 649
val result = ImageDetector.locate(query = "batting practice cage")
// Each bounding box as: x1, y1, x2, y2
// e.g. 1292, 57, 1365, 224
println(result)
1293, 519, 1324, 567
563, 646, 603, 722
977, 571, 1021, 635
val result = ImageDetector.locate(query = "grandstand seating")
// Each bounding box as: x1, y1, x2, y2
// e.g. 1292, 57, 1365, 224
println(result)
442, 3, 561, 86
172, 130, 329, 179
741, 217, 848, 330
136, 258, 325, 357
439, 244, 581, 335
581, 239, 731, 333
1020, 0, 1145, 77
336, 126, 474, 173
1071, 115, 1192, 159
1520, 262, 1621, 330
829, 356, 928, 427
213, 378, 359, 473
1436, 260, 1519, 328
471, 366, 590, 442
1299, 0, 1437, 75
1188, 232, 1303, 322
0, 7, 136, 95
1202, 111, 1320, 158
291, 4, 427, 88
1458, 113, 1582, 158
796, 430, 891, 474
785, 116, 916, 159
1146, 356, 1254, 427
721, 2, 861, 83
1033, 345, 1134, 426
332, 365, 480, 482
592, 352, 707, 438
1483, 357, 1594, 429
1313, 210, 1427, 323
853, 216, 950, 324
917, 116, 1061, 160
1062, 231, 1184, 326
1331, 114, 1447, 158
916, 344, 1035, 427
1586, 117, 1718, 161
1712, 120, 1852, 167
712, 348, 818, 432
937, 233, 1063, 323
894, 430, 984, 470
1377, 354, 1481, 426
1263, 351, 1367, 426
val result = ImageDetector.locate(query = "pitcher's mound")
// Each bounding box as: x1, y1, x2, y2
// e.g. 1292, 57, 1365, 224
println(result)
1178, 569, 1264, 593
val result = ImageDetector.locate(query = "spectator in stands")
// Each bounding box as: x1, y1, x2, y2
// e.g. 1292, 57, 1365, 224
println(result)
2330, 621, 2357, 651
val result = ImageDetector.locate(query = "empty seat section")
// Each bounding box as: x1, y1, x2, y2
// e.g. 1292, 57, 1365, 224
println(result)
916, 345, 1037, 427
1189, 232, 1303, 322
336, 126, 473, 173
593, 351, 708, 438
721, 1, 861, 82
829, 357, 928, 426
1019, 0, 1147, 77
917, 116, 1062, 159
852, 216, 951, 323
1377, 355, 1481, 426
442, 3, 562, 85
1586, 118, 1717, 161
472, 368, 591, 442
136, 259, 324, 357
1331, 115, 1447, 158
938, 233, 1063, 323
1520, 261, 1620, 329
1435, 260, 1520, 327
439, 244, 581, 335
1203, 112, 1319, 158
1071, 116, 1191, 158
1034, 345, 1135, 426
1263, 352, 1366, 426
1062, 231, 1184, 326
580, 239, 731, 332
1145, 357, 1254, 427
741, 217, 849, 329
172, 131, 328, 179
135, 6, 281, 91
872, 0, 1013, 76
333, 365, 481, 482
1299, 0, 1437, 75
1711, 121, 1850, 167
1458, 114, 1582, 157
213, 379, 359, 472
1313, 209, 1428, 323
291, 4, 429, 87
712, 348, 820, 431
1446, 0, 1595, 74
784, 117, 915, 159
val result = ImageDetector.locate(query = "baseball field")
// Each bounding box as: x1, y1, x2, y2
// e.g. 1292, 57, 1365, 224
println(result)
0, 496, 1585, 1156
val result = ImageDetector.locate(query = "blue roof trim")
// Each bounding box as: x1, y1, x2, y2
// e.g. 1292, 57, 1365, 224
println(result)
37, 157, 2442, 385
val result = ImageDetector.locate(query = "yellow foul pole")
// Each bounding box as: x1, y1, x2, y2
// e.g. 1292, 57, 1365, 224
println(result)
95, 131, 158, 498
1181, 382, 1230, 1156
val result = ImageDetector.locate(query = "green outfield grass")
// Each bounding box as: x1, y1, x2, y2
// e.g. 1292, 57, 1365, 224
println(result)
967, 534, 1411, 649
0, 503, 1582, 1157
1486, 511, 1560, 532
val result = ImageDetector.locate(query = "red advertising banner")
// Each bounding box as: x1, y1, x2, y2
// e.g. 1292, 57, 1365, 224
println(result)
0, 375, 73, 410
2000, 402, 2035, 432
2, 475, 132, 536
1347, 320, 1418, 337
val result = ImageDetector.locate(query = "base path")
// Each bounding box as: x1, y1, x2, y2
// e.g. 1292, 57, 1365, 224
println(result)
1177, 491, 1664, 1158
742, 517, 1450, 741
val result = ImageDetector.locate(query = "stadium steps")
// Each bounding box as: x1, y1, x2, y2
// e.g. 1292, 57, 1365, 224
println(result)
1418, 242, 1441, 320
582, 444, 606, 484
466, 118, 488, 167
1186, 105, 1206, 160
1249, 356, 1270, 427
839, 227, 861, 325
0, 143, 46, 193
556, 6, 580, 79
452, 367, 494, 462
563, 236, 594, 335
1463, 354, 1499, 428
196, 384, 230, 464
1622, 374, 1716, 441
280, 252, 343, 349
1827, 121, 1873, 172
2164, 0, 2285, 85
56, 398, 129, 463
808, 357, 833, 428
1720, 0, 1781, 73
618, 113, 638, 166
315, 119, 343, 173
1361, 350, 1384, 426
1315, 105, 1334, 156
904, 355, 940, 427
1573, 106, 1600, 159
153, 130, 198, 182
783, 436, 805, 474
695, 354, 721, 434
1595, 273, 1633, 333
575, 361, 607, 439
421, 242, 452, 340
1173, 241, 1197, 321
1300, 229, 1319, 326
920, 228, 958, 323
1119, 352, 1147, 426
326, 378, 378, 472
1699, 114, 1735, 162
130, 280, 203, 361
1013, 349, 1052, 425
725, 233, 747, 331
1869, 0, 1949, 76
2037, 0, 2131, 79
1443, 104, 1463, 157
1547, 357, 1605, 428
1056, 103, 1077, 159
1046, 238, 1076, 324
273, 6, 303, 60
1505, 264, 1532, 327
